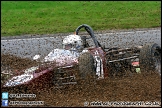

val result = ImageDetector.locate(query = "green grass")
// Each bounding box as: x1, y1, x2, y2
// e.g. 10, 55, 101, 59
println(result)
1, 1, 161, 36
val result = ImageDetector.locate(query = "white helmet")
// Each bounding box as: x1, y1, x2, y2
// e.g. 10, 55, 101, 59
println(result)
63, 35, 84, 52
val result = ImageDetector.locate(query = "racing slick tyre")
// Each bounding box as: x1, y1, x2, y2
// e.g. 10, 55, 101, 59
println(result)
78, 52, 96, 84
139, 43, 161, 75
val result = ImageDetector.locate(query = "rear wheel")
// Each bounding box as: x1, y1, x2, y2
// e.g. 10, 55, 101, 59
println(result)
78, 52, 96, 84
139, 43, 161, 75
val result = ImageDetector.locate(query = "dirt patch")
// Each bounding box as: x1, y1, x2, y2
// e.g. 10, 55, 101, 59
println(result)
1, 54, 38, 70
1, 54, 161, 107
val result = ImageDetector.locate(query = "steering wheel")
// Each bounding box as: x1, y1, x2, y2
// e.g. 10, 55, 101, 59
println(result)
75, 24, 99, 48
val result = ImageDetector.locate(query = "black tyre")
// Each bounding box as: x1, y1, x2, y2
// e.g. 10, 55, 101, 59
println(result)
139, 43, 161, 75
78, 52, 96, 81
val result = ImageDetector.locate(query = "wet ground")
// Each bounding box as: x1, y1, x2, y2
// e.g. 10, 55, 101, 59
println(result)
1, 54, 161, 107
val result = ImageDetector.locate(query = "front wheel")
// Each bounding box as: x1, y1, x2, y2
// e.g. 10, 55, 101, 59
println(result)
77, 52, 96, 84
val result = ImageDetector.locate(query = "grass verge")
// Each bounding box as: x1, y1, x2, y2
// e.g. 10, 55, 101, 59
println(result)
1, 1, 161, 36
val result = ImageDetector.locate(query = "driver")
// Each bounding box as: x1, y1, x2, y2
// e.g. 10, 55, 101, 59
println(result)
62, 35, 84, 53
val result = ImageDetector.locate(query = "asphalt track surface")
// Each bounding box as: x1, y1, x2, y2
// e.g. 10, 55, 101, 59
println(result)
1, 27, 161, 59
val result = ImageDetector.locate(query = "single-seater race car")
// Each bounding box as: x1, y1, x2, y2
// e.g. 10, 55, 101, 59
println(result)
1, 24, 161, 91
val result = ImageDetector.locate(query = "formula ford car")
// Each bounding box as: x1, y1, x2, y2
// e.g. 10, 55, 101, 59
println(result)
1, 24, 161, 90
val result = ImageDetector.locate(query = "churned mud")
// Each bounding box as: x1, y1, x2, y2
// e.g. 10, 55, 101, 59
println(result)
1, 54, 38, 70
1, 54, 161, 107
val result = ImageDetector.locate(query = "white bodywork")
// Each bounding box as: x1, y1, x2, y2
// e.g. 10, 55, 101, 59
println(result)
94, 56, 104, 79
4, 74, 33, 87
44, 49, 79, 67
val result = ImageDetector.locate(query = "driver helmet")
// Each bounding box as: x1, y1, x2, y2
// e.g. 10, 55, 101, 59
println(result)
63, 35, 84, 52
